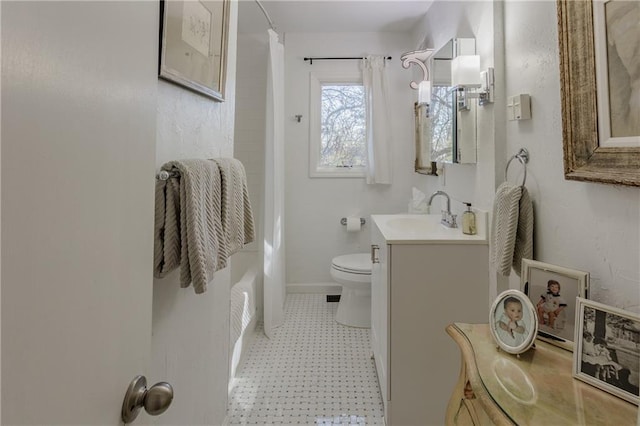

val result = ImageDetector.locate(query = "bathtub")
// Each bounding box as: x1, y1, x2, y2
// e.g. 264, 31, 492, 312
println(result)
229, 251, 261, 385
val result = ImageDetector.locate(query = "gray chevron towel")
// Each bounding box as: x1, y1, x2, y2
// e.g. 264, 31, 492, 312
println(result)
154, 159, 223, 294
212, 158, 255, 262
490, 182, 534, 276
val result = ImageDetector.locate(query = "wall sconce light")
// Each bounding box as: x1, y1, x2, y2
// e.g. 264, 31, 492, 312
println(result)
401, 48, 434, 114
451, 54, 494, 111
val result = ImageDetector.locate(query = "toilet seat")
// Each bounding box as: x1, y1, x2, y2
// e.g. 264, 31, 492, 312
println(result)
331, 253, 371, 275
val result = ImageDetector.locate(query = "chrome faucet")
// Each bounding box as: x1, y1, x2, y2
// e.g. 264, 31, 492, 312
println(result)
427, 190, 457, 228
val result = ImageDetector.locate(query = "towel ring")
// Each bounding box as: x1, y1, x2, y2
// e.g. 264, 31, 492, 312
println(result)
505, 148, 529, 186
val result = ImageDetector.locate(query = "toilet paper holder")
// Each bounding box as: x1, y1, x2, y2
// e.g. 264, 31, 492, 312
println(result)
340, 217, 366, 226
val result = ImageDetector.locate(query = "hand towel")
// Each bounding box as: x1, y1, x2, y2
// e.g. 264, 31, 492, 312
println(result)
490, 182, 534, 276
154, 159, 223, 294
512, 186, 533, 276
212, 158, 256, 263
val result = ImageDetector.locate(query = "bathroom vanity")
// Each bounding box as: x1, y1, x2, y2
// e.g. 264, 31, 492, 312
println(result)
445, 323, 638, 425
370, 214, 489, 425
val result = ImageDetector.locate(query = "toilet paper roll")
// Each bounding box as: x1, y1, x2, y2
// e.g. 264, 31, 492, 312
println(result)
346, 217, 361, 232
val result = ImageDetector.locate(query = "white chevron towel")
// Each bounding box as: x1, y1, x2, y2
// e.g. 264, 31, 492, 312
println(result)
154, 159, 223, 294
490, 182, 534, 276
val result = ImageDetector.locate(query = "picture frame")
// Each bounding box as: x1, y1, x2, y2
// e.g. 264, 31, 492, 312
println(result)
159, 0, 230, 101
556, 0, 640, 187
521, 259, 589, 351
489, 290, 538, 355
573, 298, 640, 405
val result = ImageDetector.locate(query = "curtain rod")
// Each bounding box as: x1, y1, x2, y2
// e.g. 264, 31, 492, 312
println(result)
304, 56, 392, 65
254, 0, 276, 31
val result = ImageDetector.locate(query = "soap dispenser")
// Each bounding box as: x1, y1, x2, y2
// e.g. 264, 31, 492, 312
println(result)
462, 202, 477, 235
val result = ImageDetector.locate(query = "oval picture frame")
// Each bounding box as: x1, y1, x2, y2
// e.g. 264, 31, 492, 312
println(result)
489, 289, 538, 354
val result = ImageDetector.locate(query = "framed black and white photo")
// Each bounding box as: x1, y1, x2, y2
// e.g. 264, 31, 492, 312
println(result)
159, 0, 230, 101
574, 298, 640, 405
521, 259, 589, 351
489, 290, 538, 355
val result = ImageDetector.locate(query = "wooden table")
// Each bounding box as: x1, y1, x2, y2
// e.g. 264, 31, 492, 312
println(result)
446, 323, 638, 425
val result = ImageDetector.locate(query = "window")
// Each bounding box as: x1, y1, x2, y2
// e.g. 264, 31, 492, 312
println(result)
309, 72, 367, 177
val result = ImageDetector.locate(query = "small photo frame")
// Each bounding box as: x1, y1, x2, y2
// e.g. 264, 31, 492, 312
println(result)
490, 290, 538, 354
521, 259, 589, 351
573, 298, 640, 405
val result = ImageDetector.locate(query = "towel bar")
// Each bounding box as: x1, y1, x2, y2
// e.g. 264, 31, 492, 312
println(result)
505, 148, 529, 186
156, 170, 179, 181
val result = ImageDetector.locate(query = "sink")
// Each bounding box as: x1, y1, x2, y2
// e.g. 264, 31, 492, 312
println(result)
371, 213, 487, 244
385, 216, 439, 233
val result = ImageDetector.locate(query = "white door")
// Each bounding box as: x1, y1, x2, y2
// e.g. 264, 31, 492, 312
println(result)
2, 2, 159, 424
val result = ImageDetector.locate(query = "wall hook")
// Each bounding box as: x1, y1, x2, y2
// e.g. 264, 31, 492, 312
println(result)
295, 115, 302, 123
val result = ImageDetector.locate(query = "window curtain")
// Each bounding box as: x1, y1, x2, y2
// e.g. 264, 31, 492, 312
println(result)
362, 56, 392, 184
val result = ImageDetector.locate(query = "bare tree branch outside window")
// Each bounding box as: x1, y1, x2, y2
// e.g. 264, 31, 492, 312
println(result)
320, 84, 366, 168
430, 86, 454, 163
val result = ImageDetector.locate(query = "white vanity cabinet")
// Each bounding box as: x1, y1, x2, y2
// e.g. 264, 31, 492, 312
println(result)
370, 215, 489, 426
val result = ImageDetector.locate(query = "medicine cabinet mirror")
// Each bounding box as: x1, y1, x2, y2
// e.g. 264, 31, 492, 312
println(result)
415, 38, 477, 174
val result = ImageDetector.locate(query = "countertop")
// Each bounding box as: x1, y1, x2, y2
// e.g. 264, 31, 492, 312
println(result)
372, 214, 488, 244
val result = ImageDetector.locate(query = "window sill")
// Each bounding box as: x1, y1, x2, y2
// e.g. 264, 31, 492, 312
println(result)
310, 168, 366, 178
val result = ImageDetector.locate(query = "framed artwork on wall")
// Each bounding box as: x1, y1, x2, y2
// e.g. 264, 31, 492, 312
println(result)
557, 0, 640, 186
521, 259, 589, 351
573, 298, 640, 405
489, 290, 538, 355
159, 0, 230, 101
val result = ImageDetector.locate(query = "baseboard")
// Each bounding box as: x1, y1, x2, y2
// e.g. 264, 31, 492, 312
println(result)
287, 282, 342, 294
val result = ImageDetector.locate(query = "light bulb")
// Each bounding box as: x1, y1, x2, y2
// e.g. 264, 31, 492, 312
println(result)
418, 80, 431, 105
451, 55, 481, 87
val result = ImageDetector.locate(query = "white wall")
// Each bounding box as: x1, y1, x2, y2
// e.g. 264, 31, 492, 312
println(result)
411, 1, 498, 219
284, 32, 415, 284
410, 1, 500, 301
503, 0, 640, 311
233, 33, 268, 318
411, 0, 639, 312
151, 1, 239, 425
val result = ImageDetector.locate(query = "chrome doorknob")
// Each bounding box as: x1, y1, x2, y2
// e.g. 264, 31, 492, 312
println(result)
122, 375, 173, 423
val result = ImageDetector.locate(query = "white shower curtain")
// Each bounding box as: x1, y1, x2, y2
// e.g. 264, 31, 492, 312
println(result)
362, 56, 392, 184
263, 29, 285, 338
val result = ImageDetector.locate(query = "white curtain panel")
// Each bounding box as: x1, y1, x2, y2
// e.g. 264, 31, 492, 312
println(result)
263, 29, 286, 338
362, 56, 393, 184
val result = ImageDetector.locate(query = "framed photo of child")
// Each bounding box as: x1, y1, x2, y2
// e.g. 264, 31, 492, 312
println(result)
489, 290, 538, 354
573, 298, 640, 405
521, 259, 589, 351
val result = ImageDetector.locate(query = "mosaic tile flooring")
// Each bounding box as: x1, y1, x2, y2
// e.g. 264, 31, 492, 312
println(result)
228, 294, 385, 425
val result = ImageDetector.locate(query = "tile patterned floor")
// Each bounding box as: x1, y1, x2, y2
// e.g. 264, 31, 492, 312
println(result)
228, 294, 385, 425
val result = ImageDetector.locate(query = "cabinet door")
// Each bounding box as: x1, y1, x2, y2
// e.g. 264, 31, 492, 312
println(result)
389, 244, 489, 426
370, 224, 389, 415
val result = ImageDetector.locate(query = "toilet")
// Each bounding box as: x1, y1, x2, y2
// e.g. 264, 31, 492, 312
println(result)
330, 253, 372, 328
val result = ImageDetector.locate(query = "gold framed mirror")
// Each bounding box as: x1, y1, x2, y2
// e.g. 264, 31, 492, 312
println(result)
557, 0, 640, 186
